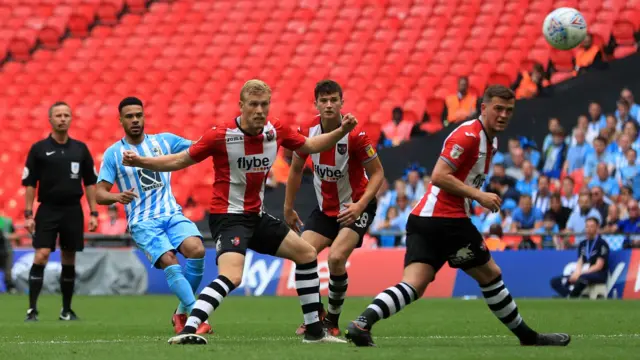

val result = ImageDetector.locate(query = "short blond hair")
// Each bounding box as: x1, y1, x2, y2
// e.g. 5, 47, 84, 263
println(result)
240, 79, 271, 101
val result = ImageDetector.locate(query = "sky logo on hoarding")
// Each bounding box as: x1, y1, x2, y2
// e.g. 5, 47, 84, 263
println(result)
237, 251, 282, 296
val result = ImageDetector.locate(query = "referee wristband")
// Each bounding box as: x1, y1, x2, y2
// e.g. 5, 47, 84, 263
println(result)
90, 211, 99, 217
24, 210, 33, 219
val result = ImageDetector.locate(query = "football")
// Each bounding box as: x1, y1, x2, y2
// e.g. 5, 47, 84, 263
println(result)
542, 7, 588, 50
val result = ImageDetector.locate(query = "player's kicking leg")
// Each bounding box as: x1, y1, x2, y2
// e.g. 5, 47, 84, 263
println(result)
172, 237, 210, 334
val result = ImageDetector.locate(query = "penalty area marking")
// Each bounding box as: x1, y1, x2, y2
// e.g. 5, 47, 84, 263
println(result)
3, 333, 640, 345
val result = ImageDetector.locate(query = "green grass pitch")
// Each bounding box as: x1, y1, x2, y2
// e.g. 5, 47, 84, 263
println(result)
1, 295, 639, 360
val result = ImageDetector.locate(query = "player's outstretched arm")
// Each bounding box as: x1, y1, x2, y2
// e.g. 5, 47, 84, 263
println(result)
297, 114, 358, 154
283, 154, 306, 232
96, 181, 138, 206
122, 150, 196, 172
431, 158, 501, 212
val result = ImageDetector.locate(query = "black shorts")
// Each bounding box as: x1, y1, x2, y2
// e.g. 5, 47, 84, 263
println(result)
33, 203, 84, 252
404, 215, 491, 271
303, 200, 376, 247
208, 212, 291, 263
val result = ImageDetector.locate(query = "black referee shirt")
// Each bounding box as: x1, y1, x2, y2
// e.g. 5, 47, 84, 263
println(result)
22, 135, 98, 206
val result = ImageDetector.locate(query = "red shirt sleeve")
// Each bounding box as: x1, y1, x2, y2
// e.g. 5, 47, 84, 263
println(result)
187, 126, 220, 163
293, 125, 310, 161
275, 119, 306, 151
439, 128, 478, 171
350, 128, 378, 164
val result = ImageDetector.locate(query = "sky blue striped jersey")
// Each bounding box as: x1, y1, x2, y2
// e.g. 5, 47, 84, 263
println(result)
98, 133, 192, 225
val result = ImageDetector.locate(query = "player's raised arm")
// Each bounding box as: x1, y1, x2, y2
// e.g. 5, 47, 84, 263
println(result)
123, 150, 196, 172
296, 114, 358, 154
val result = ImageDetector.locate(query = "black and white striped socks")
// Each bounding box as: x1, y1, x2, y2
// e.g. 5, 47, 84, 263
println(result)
358, 282, 418, 328
295, 260, 323, 336
182, 275, 236, 334
480, 275, 537, 342
326, 273, 348, 324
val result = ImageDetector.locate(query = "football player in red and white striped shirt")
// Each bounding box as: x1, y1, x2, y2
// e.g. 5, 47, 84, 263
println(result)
284, 80, 384, 336
123, 79, 356, 345
345, 85, 571, 348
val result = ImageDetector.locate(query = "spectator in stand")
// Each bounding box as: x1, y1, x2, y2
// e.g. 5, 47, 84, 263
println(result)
608, 134, 633, 170
532, 175, 552, 213
618, 186, 634, 218
381, 107, 413, 147
599, 115, 618, 145
535, 213, 560, 249
541, 127, 567, 179
551, 217, 609, 298
403, 165, 426, 203
618, 148, 639, 188
546, 193, 573, 230
561, 177, 579, 210
485, 223, 506, 251
616, 98, 638, 127
370, 207, 404, 248
618, 199, 640, 249
489, 176, 520, 203
622, 121, 640, 151
575, 33, 607, 74
500, 198, 517, 233
395, 194, 412, 229
442, 76, 477, 124
588, 163, 620, 199
602, 204, 622, 234
489, 163, 516, 187
570, 115, 590, 146
511, 194, 544, 233
521, 137, 542, 168
515, 160, 539, 196
0, 214, 18, 293
620, 88, 640, 120
587, 102, 606, 138
512, 62, 549, 99
505, 147, 526, 181
503, 138, 522, 168
565, 193, 602, 245
99, 205, 128, 235
542, 117, 562, 153
564, 128, 593, 174
590, 186, 611, 225
584, 136, 613, 181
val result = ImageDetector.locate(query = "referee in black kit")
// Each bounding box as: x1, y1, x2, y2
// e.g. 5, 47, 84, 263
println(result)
22, 101, 99, 321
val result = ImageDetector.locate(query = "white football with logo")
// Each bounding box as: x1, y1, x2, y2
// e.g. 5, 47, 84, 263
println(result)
542, 7, 587, 50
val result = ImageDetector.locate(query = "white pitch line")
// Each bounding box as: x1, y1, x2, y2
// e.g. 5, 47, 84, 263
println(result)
3, 334, 640, 345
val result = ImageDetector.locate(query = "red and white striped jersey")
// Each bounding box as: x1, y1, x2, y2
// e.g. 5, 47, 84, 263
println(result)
295, 116, 378, 217
188, 117, 306, 214
412, 119, 497, 218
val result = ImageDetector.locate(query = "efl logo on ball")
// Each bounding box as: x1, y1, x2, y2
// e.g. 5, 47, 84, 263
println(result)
542, 7, 588, 50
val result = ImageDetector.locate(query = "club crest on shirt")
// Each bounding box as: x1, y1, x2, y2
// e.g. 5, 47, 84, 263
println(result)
265, 130, 275, 142
231, 236, 240, 246
152, 146, 162, 156
70, 162, 80, 179
450, 144, 464, 159
337, 143, 347, 155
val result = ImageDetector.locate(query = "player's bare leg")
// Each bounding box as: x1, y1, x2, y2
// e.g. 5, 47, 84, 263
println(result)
346, 262, 430, 346
168, 252, 243, 345
276, 231, 346, 344
323, 227, 360, 336
294, 230, 331, 335
26, 248, 52, 321
465, 259, 571, 346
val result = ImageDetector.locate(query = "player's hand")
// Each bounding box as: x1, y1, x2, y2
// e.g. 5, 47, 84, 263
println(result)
284, 208, 303, 233
475, 192, 502, 213
340, 113, 358, 133
88, 216, 98, 232
116, 188, 138, 205
122, 150, 141, 167
337, 202, 365, 227
568, 273, 580, 284
24, 218, 35, 234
